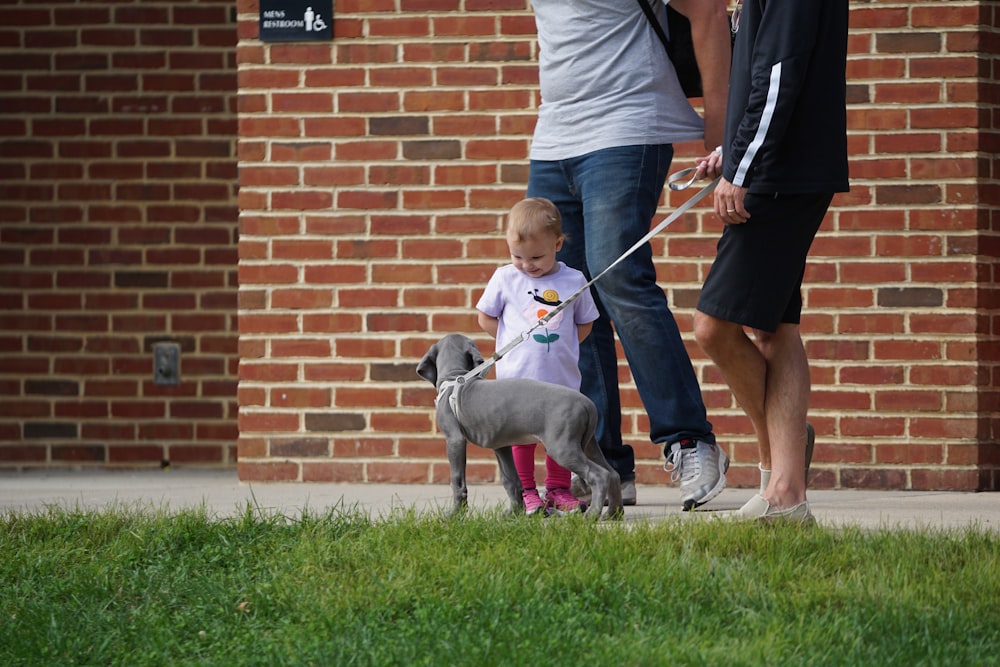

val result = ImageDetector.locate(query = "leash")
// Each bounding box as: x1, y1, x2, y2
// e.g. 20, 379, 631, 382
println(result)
455, 170, 720, 385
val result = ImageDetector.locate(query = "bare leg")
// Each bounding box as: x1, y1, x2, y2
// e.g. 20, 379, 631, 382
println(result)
694, 311, 808, 508
693, 312, 771, 467
752, 323, 809, 507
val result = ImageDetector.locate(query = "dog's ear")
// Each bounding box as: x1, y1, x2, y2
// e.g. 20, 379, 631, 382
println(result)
416, 343, 439, 385
465, 337, 485, 367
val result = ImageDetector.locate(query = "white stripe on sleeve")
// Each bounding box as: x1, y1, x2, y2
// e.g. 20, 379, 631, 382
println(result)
733, 61, 782, 187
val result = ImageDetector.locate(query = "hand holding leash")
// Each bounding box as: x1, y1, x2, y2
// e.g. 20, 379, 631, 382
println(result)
670, 146, 724, 192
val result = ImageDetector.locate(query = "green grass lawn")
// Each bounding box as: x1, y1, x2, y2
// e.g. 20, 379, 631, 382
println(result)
1, 504, 997, 666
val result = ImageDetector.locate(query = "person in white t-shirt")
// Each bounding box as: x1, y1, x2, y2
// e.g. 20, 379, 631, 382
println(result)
477, 197, 600, 515
527, 0, 732, 510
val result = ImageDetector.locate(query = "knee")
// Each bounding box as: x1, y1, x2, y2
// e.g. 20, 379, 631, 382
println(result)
752, 324, 801, 359
752, 328, 777, 353
694, 310, 744, 360
693, 310, 721, 353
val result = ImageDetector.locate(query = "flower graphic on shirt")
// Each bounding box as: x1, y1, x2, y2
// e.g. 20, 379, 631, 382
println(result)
533, 328, 559, 351
524, 289, 565, 352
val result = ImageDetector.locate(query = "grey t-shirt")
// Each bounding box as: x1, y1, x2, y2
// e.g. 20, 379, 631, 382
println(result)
529, 0, 705, 161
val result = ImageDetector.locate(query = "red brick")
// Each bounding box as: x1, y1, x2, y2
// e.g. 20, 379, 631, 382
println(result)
946, 443, 978, 466
910, 468, 979, 491
270, 339, 331, 358
270, 289, 332, 310
403, 90, 465, 111
910, 417, 979, 439
841, 467, 907, 490
300, 313, 365, 334
371, 412, 433, 433
367, 462, 430, 484
301, 462, 364, 483
330, 437, 394, 458
237, 437, 266, 459
303, 363, 367, 382
238, 461, 300, 482
271, 44, 334, 65
168, 446, 223, 464
270, 387, 331, 409
271, 92, 333, 113
334, 387, 396, 408
238, 264, 299, 285
238, 412, 300, 433
840, 417, 906, 438
239, 362, 298, 383
196, 422, 238, 442
873, 340, 941, 361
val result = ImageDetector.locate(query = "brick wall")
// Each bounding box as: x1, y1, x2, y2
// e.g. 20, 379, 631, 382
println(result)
3, 1, 996, 490
235, 0, 998, 491
0, 1, 239, 468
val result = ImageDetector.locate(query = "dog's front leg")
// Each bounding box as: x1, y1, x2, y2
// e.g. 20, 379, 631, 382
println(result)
445, 434, 469, 515
493, 446, 524, 514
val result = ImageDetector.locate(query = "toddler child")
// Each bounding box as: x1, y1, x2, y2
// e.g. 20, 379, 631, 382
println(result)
476, 197, 599, 515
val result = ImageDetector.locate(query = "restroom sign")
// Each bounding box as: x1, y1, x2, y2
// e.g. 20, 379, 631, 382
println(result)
259, 0, 333, 42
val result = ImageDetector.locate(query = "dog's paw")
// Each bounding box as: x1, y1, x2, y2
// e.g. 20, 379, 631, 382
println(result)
603, 506, 625, 521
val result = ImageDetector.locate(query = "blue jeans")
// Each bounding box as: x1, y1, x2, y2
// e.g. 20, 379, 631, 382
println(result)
527, 144, 715, 480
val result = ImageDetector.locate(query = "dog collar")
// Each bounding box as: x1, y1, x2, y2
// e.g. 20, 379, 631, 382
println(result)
435, 380, 459, 406
437, 377, 481, 424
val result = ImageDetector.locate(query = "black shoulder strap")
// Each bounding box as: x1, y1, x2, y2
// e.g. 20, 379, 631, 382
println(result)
636, 0, 671, 53
636, 0, 706, 98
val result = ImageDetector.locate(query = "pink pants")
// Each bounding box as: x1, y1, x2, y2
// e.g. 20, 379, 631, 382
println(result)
512, 443, 571, 492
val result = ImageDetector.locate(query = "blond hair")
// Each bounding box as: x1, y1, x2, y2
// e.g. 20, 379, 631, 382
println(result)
506, 197, 563, 243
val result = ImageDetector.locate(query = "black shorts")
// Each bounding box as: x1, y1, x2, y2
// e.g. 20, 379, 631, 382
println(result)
697, 192, 833, 333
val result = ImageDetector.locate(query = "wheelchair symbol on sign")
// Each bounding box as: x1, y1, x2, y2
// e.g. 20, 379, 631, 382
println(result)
304, 7, 327, 32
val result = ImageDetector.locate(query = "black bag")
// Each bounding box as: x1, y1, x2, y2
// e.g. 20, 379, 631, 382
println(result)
637, 1, 704, 98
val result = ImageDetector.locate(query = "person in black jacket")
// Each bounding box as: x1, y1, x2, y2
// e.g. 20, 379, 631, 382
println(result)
692, 0, 850, 522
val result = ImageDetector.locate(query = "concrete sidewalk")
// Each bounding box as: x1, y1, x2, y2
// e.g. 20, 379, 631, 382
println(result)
0, 469, 996, 531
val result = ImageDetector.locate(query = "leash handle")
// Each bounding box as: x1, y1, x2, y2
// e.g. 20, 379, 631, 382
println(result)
668, 167, 699, 191
459, 173, 719, 383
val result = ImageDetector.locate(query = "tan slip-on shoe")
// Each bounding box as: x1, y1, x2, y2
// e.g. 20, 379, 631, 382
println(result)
736, 493, 815, 525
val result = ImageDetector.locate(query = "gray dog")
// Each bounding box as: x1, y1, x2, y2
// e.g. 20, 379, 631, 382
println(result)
417, 333, 623, 520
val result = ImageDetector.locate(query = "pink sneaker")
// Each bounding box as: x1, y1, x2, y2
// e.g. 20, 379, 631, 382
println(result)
522, 488, 550, 516
546, 487, 586, 515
